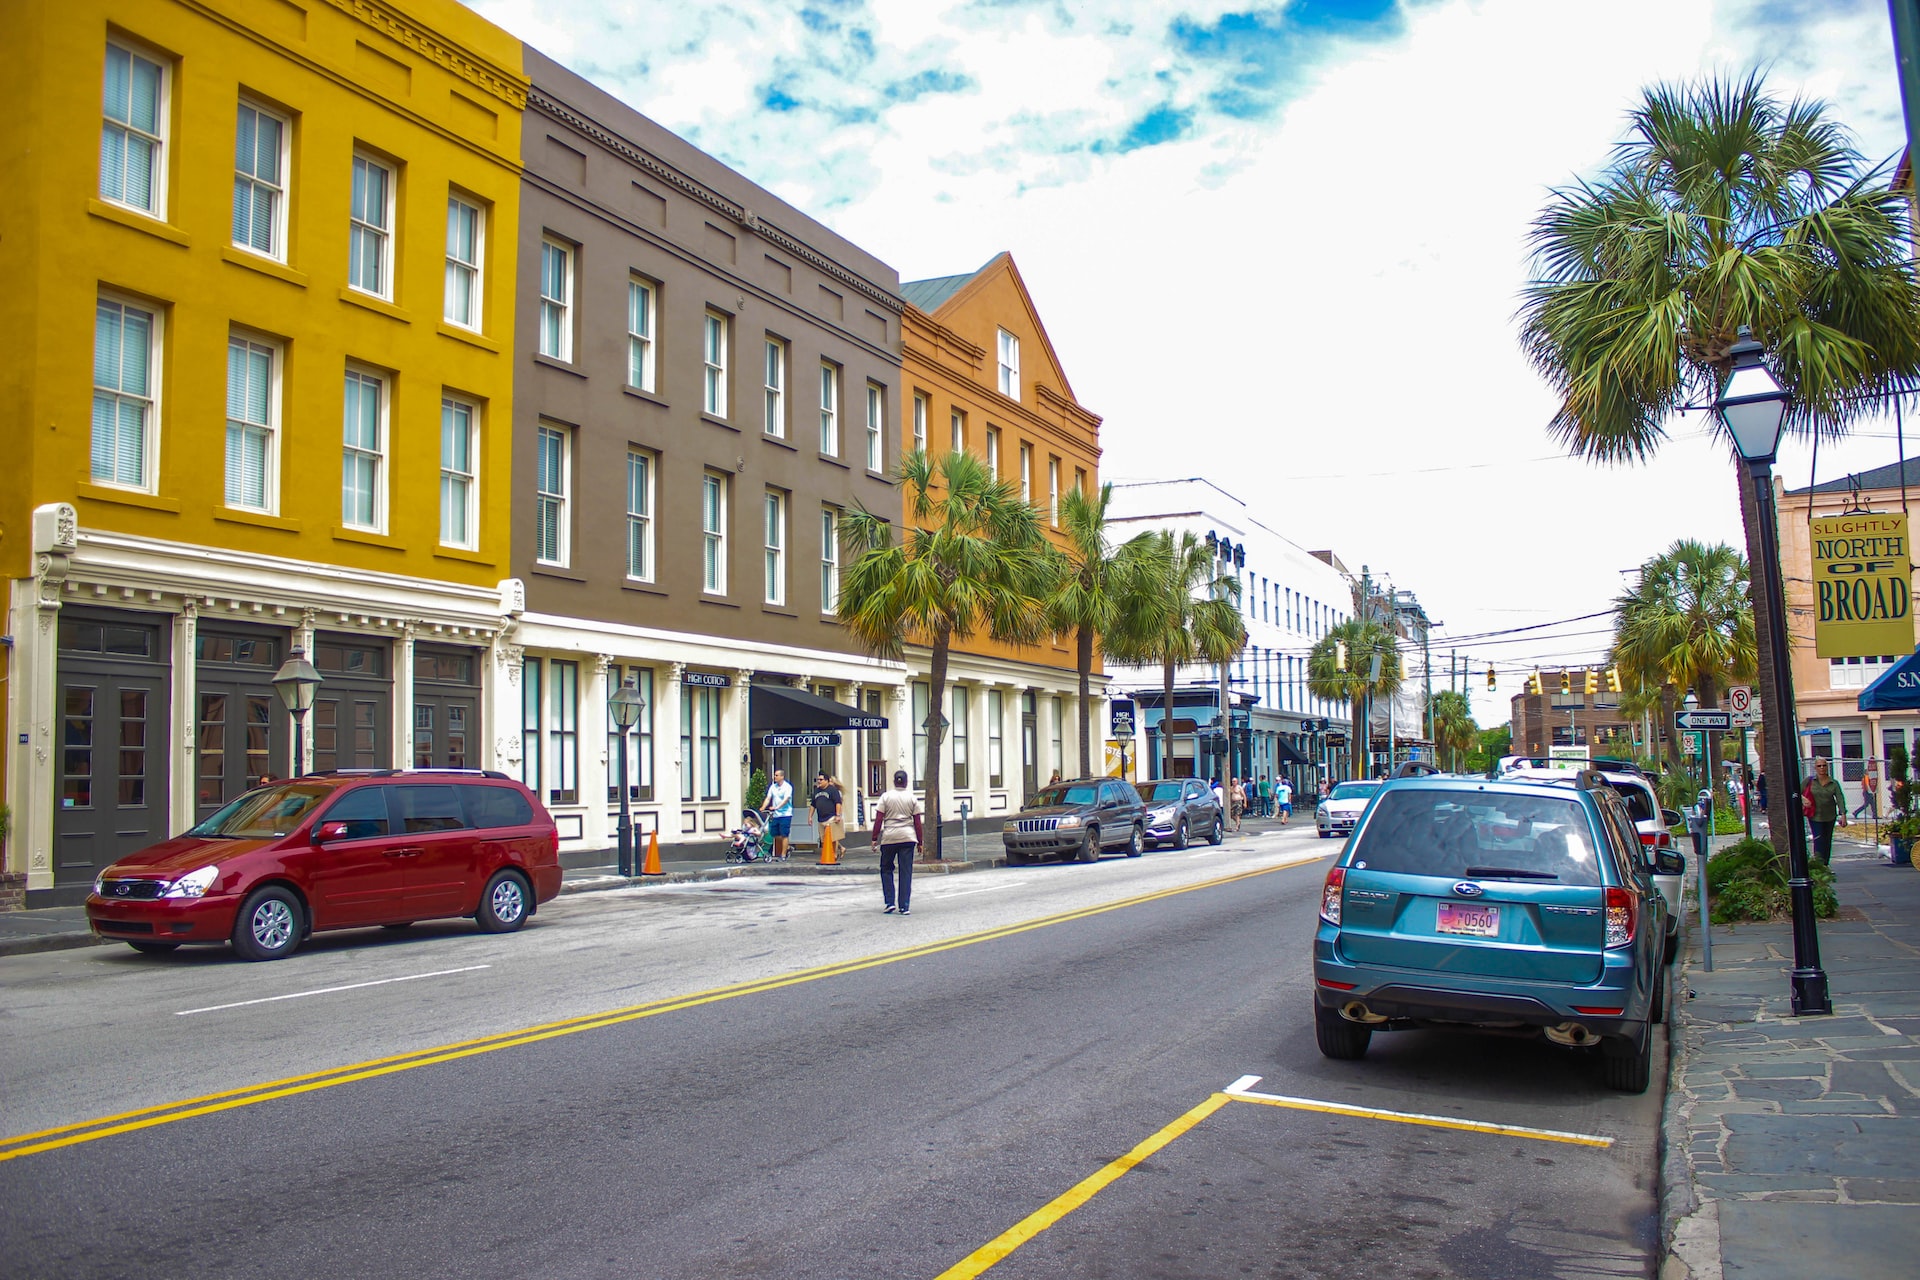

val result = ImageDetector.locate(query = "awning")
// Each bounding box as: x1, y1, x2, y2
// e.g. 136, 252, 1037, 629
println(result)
1859, 649, 1920, 710
749, 682, 888, 732
1275, 738, 1313, 768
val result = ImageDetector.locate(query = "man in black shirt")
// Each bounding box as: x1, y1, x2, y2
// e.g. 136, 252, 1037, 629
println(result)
810, 772, 842, 845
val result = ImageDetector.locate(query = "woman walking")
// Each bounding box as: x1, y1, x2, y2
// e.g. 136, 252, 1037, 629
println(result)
870, 769, 922, 916
1805, 758, 1847, 865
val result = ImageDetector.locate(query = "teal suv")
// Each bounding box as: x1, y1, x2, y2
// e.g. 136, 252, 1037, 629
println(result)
1312, 771, 1675, 1092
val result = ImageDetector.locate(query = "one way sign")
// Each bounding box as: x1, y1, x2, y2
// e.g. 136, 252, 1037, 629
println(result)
1675, 710, 1732, 731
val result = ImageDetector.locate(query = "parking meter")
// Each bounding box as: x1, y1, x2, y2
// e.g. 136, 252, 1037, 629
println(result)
1687, 789, 1714, 971
958, 798, 970, 862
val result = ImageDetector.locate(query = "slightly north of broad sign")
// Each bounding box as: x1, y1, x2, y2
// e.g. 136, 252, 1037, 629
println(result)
1811, 512, 1912, 658
1675, 710, 1732, 731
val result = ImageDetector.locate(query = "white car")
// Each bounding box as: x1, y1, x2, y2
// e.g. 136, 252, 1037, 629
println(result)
1316, 780, 1382, 839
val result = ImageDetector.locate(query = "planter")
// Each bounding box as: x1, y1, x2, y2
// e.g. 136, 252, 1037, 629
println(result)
1893, 836, 1913, 867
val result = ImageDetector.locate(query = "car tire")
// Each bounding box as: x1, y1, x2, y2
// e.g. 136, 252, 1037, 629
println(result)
1007, 849, 1029, 866
476, 869, 532, 933
1078, 828, 1101, 863
127, 940, 179, 955
1126, 825, 1144, 857
1602, 1026, 1653, 1093
231, 886, 304, 962
1314, 1002, 1371, 1060
1663, 924, 1679, 966
1650, 963, 1669, 1025
1208, 816, 1224, 846
1172, 819, 1189, 851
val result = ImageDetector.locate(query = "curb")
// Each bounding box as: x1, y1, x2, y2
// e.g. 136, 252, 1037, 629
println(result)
1657, 939, 1707, 1280
558, 855, 1006, 895
0, 932, 112, 959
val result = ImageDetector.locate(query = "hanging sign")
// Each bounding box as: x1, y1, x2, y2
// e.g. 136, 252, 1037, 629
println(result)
764, 732, 840, 747
1810, 512, 1912, 658
682, 671, 733, 688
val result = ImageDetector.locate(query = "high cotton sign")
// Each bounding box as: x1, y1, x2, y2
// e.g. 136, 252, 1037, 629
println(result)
1811, 512, 1913, 658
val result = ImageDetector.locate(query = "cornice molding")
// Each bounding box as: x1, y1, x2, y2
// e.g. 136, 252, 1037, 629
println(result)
320, 0, 528, 108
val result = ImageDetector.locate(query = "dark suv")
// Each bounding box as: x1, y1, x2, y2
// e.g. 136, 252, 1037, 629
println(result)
1003, 778, 1146, 864
86, 770, 561, 961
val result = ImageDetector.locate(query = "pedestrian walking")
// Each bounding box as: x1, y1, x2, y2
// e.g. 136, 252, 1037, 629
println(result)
763, 769, 795, 862
1048, 768, 1063, 787
1276, 775, 1293, 825
1854, 763, 1881, 822
1755, 771, 1768, 813
1229, 779, 1246, 832
810, 772, 843, 853
1257, 775, 1272, 818
870, 769, 922, 915
1211, 777, 1225, 812
1805, 759, 1847, 864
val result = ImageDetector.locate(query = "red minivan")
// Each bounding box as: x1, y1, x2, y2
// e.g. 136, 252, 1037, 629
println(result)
86, 770, 562, 961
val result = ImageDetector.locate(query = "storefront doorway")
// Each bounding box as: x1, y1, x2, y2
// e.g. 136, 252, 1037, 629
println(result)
413, 643, 480, 769
53, 609, 172, 888
194, 624, 288, 818
313, 633, 392, 771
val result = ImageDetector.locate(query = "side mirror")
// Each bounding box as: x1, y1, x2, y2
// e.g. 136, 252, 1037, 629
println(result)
313, 821, 350, 844
1661, 808, 1684, 828
1654, 849, 1686, 876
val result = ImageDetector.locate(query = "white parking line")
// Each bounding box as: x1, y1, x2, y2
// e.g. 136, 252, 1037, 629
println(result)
176, 965, 491, 1016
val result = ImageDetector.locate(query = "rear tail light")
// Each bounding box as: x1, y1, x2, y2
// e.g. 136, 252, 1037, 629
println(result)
1320, 866, 1345, 926
1605, 885, 1636, 948
1638, 831, 1659, 846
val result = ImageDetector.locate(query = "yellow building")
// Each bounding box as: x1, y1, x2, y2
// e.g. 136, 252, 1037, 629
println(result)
0, 0, 526, 904
896, 253, 1105, 813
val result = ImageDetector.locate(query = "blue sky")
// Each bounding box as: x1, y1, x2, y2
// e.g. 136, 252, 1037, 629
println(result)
472, 0, 1907, 725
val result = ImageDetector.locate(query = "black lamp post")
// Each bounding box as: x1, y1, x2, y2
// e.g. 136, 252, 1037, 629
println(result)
610, 677, 646, 877
271, 645, 323, 777
1716, 327, 1832, 1017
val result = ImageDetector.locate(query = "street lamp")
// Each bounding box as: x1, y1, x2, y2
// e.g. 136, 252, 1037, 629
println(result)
270, 645, 323, 777
1716, 327, 1831, 1016
610, 677, 647, 877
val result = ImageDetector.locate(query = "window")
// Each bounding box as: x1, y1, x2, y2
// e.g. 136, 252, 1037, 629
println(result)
1048, 457, 1060, 525
444, 196, 483, 330
627, 279, 656, 391
682, 684, 721, 801
703, 312, 728, 415
348, 153, 393, 298
92, 296, 158, 490
626, 449, 654, 580
548, 659, 578, 805
866, 384, 884, 471
607, 665, 654, 803
1074, 466, 1087, 496
819, 362, 839, 454
440, 397, 477, 548
950, 409, 965, 456
1019, 444, 1032, 503
912, 393, 927, 454
538, 238, 572, 360
101, 43, 166, 217
952, 686, 970, 789
986, 427, 999, 477
341, 369, 385, 530
997, 328, 1020, 397
820, 507, 840, 613
988, 689, 1004, 789
702, 471, 727, 594
233, 101, 287, 259
1050, 696, 1063, 770
225, 335, 277, 512
520, 658, 542, 792
536, 424, 569, 565
764, 489, 786, 606
764, 338, 786, 436
912, 682, 929, 785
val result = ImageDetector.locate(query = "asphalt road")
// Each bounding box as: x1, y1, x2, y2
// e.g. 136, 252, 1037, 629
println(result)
0, 825, 1665, 1278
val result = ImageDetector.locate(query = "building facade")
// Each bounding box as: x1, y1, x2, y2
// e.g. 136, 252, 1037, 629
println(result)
2, 0, 527, 904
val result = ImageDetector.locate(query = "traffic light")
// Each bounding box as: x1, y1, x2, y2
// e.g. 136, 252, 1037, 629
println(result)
1486, 665, 1497, 691
1334, 641, 1347, 671
1585, 669, 1599, 696
1560, 670, 1572, 695
1606, 665, 1622, 694
1524, 671, 1541, 696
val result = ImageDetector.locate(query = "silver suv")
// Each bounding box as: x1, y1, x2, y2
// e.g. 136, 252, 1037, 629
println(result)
1135, 778, 1225, 849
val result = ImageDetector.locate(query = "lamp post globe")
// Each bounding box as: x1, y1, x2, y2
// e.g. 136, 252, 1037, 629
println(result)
270, 646, 323, 777
1714, 327, 1830, 1016
610, 678, 647, 876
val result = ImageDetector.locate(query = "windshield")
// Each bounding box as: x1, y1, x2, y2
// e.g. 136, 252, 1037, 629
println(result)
1606, 782, 1657, 824
1329, 782, 1380, 802
1349, 789, 1603, 884
1136, 783, 1185, 803
186, 784, 333, 839
1030, 784, 1099, 808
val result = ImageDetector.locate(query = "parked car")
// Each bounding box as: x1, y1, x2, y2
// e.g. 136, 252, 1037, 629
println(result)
86, 770, 562, 962
1003, 778, 1146, 864
1316, 779, 1381, 839
1135, 778, 1224, 849
1312, 769, 1676, 1092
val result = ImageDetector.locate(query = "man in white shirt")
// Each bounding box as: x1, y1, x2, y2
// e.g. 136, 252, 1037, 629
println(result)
763, 769, 794, 862
870, 770, 923, 915
1276, 776, 1293, 825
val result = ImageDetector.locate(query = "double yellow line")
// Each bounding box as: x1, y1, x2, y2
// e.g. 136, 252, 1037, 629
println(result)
1, 862, 1292, 1164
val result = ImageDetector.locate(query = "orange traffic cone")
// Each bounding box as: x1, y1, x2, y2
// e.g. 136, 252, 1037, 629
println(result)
818, 823, 839, 866
641, 827, 663, 876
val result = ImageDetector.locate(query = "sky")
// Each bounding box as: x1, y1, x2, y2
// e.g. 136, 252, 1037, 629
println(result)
470, 0, 1909, 727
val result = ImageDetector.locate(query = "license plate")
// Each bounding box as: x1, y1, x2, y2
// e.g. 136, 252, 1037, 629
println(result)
1436, 902, 1499, 937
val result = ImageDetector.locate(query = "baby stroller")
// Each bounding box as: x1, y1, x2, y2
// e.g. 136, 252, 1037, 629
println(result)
728, 807, 776, 863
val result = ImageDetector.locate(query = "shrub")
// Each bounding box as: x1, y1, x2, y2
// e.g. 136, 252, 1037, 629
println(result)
1809, 859, 1838, 919
744, 768, 768, 813
1707, 838, 1783, 893
1713, 873, 1786, 923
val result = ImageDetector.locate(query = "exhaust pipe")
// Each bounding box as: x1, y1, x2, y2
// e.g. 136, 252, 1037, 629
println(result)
1544, 1022, 1595, 1047
1341, 1001, 1390, 1025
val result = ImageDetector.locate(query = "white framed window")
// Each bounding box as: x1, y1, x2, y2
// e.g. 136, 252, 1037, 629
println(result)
819, 362, 839, 455
865, 384, 883, 471
440, 396, 478, 548
912, 393, 927, 454
1019, 443, 1032, 503
607, 664, 655, 803
444, 195, 484, 330
101, 42, 167, 218
985, 427, 999, 477
912, 682, 929, 784
702, 471, 728, 594
548, 659, 579, 805
627, 279, 656, 391
820, 506, 840, 613
950, 409, 964, 456
538, 238, 572, 360
225, 334, 278, 512
952, 686, 970, 789
91, 295, 159, 491
1074, 466, 1087, 496
341, 368, 386, 530
764, 489, 786, 606
988, 689, 1004, 789
233, 100, 287, 260
997, 328, 1020, 398
764, 338, 786, 437
1048, 457, 1060, 525
535, 423, 570, 566
348, 152, 393, 298
626, 448, 654, 581
703, 311, 729, 415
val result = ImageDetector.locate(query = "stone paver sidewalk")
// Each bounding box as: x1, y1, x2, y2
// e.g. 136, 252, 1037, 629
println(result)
1662, 849, 1920, 1280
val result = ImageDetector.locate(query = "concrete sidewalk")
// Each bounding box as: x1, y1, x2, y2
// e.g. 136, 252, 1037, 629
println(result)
1661, 846, 1920, 1280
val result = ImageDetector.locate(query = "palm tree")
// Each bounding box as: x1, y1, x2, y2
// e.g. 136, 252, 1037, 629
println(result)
839, 449, 1057, 860
1428, 689, 1478, 772
1519, 72, 1920, 845
1132, 531, 1245, 781
1307, 619, 1402, 779
1046, 483, 1162, 779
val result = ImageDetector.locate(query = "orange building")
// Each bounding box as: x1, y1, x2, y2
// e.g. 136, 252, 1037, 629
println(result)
893, 253, 1104, 814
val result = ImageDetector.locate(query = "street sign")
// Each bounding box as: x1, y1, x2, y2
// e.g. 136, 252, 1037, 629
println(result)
1675, 710, 1732, 731
1110, 699, 1136, 738
1325, 731, 1348, 746
1731, 709, 1758, 727
1727, 686, 1752, 714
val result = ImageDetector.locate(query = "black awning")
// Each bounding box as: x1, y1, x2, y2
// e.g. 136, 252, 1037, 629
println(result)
1275, 738, 1314, 767
750, 682, 889, 732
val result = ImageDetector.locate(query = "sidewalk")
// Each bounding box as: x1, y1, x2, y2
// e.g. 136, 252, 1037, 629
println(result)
1661, 843, 1920, 1280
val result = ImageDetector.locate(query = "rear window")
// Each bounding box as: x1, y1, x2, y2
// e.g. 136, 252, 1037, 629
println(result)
463, 784, 533, 830
1349, 789, 1605, 885
1606, 782, 1657, 824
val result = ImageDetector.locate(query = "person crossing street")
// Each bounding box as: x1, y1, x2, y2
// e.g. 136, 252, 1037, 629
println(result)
870, 770, 922, 916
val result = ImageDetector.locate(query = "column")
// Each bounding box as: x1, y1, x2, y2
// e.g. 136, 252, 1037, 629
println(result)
170, 604, 198, 832
394, 622, 417, 770
1086, 689, 1109, 776
890, 684, 909, 777
487, 639, 525, 780
731, 668, 755, 827
660, 663, 685, 838
585, 656, 614, 852
295, 610, 316, 775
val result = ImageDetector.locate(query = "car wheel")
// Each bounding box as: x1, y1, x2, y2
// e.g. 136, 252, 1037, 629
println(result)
1126, 825, 1144, 857
1172, 819, 1189, 851
476, 869, 531, 933
1663, 924, 1679, 966
232, 886, 304, 962
127, 940, 179, 955
1314, 1002, 1371, 1060
1649, 964, 1669, 1025
1006, 849, 1029, 866
1078, 828, 1101, 863
1208, 816, 1224, 846
1601, 1026, 1653, 1093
